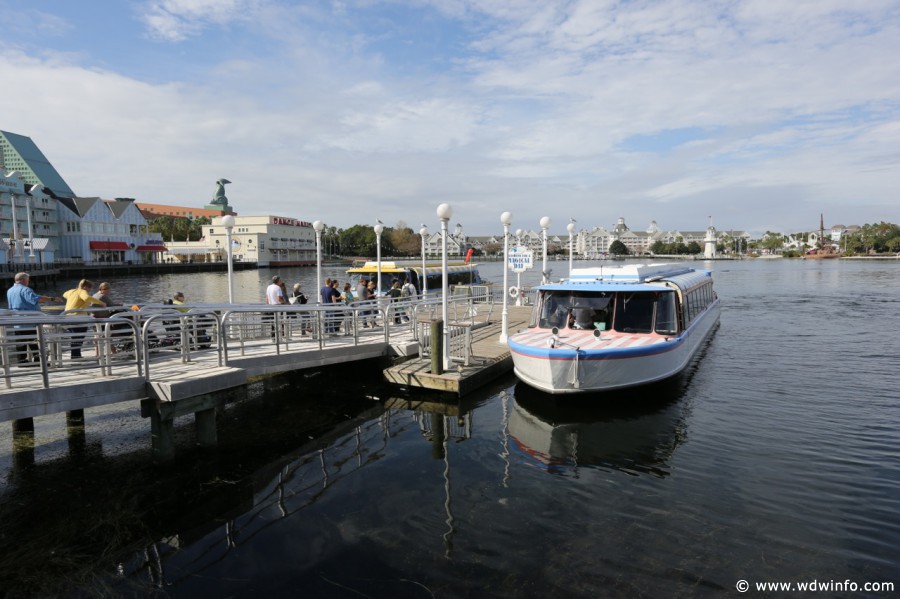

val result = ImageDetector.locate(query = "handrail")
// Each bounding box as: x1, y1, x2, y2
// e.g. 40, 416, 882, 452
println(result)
0, 293, 496, 393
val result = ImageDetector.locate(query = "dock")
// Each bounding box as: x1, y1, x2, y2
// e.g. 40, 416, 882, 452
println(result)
1, 295, 532, 459
384, 305, 532, 396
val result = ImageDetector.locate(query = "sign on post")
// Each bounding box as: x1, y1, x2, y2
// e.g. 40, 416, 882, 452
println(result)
508, 246, 533, 273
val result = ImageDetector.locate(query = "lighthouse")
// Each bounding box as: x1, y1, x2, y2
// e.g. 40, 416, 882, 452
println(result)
704, 216, 717, 259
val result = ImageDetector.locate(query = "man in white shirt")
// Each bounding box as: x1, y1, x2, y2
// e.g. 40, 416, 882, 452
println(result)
266, 275, 287, 305
266, 275, 287, 340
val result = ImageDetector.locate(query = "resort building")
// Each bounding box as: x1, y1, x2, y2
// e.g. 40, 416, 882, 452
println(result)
423, 223, 468, 257
197, 215, 317, 267
0, 130, 74, 265
56, 197, 165, 263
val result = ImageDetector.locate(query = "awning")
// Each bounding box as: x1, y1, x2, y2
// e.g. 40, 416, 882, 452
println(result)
89, 241, 130, 250
136, 245, 167, 251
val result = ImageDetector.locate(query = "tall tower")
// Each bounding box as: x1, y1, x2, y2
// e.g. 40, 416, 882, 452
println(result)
704, 216, 717, 259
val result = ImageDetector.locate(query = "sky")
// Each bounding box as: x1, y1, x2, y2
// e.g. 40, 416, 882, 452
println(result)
1, 0, 899, 237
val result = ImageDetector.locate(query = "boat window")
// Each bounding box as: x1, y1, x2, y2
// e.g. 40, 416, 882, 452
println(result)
569, 293, 612, 330
655, 291, 678, 335
538, 291, 572, 329
613, 292, 655, 334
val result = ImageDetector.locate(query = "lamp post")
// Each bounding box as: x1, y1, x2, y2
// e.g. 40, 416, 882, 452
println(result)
437, 203, 452, 371
540, 216, 551, 284
567, 219, 576, 278
515, 228, 523, 306
25, 195, 35, 262
374, 221, 384, 298
10, 193, 19, 261
314, 220, 325, 304
222, 214, 235, 303
500, 211, 512, 343
419, 224, 429, 297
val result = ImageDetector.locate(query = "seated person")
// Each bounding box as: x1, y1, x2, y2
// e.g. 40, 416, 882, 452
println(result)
570, 307, 595, 330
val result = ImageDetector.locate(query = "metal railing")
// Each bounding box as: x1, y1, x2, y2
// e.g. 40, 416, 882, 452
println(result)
0, 288, 497, 390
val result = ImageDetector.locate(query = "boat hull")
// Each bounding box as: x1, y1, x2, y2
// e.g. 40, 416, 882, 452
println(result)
509, 300, 720, 394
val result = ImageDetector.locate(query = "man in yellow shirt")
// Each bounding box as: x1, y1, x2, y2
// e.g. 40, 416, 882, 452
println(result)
63, 279, 106, 359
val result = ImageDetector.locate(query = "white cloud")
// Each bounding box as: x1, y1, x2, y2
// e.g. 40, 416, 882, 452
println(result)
139, 0, 264, 41
1, 0, 898, 236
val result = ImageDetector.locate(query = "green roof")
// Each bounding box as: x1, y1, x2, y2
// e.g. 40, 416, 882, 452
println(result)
0, 130, 75, 197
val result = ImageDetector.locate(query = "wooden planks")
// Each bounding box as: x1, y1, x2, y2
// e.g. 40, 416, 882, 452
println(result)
384, 305, 532, 396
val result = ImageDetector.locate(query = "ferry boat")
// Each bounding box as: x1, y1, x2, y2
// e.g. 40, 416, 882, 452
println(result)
346, 260, 483, 296
507, 263, 720, 394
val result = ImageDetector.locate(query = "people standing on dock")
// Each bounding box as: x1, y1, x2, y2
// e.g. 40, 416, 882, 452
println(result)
266, 276, 287, 305
328, 280, 342, 333
63, 279, 106, 360
341, 282, 355, 335
265, 276, 287, 339
356, 278, 373, 329
6, 272, 62, 365
387, 279, 403, 324
366, 280, 377, 327
290, 283, 311, 335
319, 278, 340, 334
399, 276, 415, 323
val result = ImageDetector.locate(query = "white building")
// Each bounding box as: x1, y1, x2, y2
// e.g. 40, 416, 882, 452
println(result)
201, 215, 317, 267
56, 197, 165, 264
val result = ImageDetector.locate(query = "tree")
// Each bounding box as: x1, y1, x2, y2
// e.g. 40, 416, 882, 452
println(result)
482, 242, 501, 255
686, 241, 702, 254
190, 217, 210, 241
760, 231, 785, 253
388, 221, 418, 256
609, 240, 629, 255
340, 224, 396, 257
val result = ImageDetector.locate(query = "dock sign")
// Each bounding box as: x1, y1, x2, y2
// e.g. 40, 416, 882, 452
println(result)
508, 246, 533, 273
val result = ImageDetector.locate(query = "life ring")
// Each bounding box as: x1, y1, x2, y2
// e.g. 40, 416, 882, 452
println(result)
509, 286, 519, 298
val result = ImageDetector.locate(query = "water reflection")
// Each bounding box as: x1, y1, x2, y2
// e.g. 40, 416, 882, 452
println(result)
508, 378, 691, 478
385, 396, 477, 559
0, 365, 389, 596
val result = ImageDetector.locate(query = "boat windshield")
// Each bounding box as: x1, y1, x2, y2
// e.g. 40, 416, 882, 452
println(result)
537, 291, 613, 330
535, 289, 679, 334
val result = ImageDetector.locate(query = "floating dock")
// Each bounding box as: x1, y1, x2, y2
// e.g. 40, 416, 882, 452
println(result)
383, 305, 532, 396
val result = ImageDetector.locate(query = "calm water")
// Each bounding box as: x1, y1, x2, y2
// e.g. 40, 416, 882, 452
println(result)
0, 259, 898, 597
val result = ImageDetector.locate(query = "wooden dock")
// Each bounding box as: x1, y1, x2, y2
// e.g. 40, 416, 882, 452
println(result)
383, 305, 532, 395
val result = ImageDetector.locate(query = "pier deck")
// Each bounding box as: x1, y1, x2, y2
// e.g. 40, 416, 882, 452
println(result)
383, 305, 532, 395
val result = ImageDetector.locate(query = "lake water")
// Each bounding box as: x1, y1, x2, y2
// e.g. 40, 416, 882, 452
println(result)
1, 258, 898, 596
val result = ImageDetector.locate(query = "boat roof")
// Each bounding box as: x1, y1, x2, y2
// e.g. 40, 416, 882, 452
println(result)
540, 263, 712, 292
347, 261, 478, 274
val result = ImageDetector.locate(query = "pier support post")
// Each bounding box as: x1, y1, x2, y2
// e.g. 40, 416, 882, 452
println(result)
195, 408, 217, 448
12, 428, 35, 474
12, 418, 34, 433
66, 409, 85, 425
431, 320, 443, 375
150, 411, 175, 463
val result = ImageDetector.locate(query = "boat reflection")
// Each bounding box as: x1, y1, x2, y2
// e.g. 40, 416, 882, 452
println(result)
508, 378, 691, 477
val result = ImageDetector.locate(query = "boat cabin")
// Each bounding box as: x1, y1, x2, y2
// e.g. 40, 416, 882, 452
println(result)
530, 264, 715, 336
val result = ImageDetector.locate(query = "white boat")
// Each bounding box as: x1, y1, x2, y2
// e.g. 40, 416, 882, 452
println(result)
507, 263, 720, 394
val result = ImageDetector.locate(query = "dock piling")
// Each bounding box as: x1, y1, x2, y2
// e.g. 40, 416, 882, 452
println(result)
431, 320, 443, 375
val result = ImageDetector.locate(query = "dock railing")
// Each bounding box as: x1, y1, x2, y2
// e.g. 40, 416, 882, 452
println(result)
0, 288, 501, 392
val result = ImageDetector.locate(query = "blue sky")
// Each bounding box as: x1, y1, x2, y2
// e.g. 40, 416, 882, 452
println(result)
2, 0, 899, 236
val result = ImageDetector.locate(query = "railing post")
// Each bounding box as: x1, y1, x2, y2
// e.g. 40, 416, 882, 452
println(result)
431, 319, 443, 375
